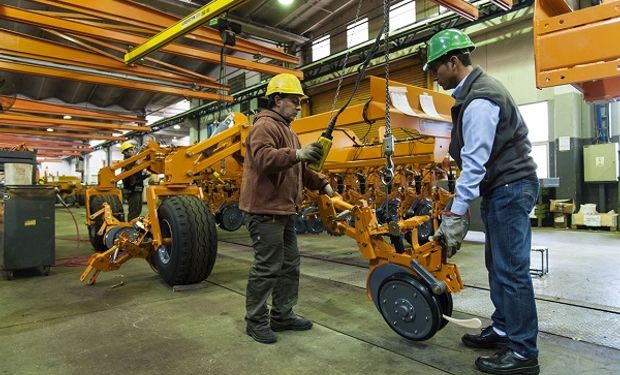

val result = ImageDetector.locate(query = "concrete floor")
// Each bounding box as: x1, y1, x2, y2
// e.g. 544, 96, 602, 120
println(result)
1, 207, 619, 374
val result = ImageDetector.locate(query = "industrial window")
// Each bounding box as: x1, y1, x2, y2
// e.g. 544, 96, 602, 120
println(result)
519, 101, 550, 178
312, 35, 331, 62
390, 1, 416, 32
228, 73, 246, 93
347, 18, 368, 47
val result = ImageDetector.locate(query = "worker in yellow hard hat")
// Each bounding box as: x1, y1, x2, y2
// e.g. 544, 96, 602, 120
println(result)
425, 29, 540, 374
238, 73, 333, 344
119, 140, 147, 221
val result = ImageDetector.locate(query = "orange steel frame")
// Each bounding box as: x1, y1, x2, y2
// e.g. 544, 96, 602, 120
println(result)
293, 76, 463, 294
534, 0, 620, 101
81, 113, 252, 283
0, 4, 302, 79
30, 0, 298, 65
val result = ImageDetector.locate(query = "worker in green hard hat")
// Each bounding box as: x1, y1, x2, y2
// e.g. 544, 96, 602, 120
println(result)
425, 29, 540, 375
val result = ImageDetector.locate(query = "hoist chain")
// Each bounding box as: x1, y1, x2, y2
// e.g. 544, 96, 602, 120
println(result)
381, 0, 394, 188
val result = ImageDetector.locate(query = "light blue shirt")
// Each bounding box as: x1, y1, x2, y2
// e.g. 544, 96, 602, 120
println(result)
449, 73, 500, 216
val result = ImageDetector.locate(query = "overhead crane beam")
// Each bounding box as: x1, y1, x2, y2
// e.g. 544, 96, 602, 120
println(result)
0, 121, 114, 135
0, 135, 90, 147
0, 4, 302, 79
0, 142, 93, 153
0, 113, 150, 132
31, 0, 298, 64
0, 128, 124, 141
0, 59, 232, 102
0, 29, 222, 90
50, 31, 221, 86
11, 98, 146, 123
124, 0, 246, 64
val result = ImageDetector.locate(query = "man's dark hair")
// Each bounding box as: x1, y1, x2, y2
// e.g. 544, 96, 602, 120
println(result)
267, 93, 279, 109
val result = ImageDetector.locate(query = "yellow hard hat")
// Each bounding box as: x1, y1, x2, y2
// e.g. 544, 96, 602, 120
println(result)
265, 73, 305, 97
119, 141, 137, 153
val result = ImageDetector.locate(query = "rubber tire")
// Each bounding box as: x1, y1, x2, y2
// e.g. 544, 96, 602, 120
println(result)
153, 196, 218, 286
88, 194, 124, 252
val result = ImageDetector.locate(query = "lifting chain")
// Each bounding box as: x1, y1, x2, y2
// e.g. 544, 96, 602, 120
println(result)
381, 0, 394, 189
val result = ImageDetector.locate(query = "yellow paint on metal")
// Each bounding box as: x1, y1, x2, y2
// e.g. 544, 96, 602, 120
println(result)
124, 0, 243, 64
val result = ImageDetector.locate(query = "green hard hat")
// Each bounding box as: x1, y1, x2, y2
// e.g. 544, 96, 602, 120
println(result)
424, 29, 475, 71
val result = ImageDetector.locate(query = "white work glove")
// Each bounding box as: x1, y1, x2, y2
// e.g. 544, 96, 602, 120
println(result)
433, 210, 470, 258
323, 184, 334, 197
296, 142, 323, 163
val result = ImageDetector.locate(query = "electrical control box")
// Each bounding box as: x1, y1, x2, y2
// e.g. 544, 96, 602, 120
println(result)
583, 143, 619, 182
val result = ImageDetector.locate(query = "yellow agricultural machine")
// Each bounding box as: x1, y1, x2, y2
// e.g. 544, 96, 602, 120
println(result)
41, 174, 85, 206
82, 112, 251, 286
81, 76, 464, 341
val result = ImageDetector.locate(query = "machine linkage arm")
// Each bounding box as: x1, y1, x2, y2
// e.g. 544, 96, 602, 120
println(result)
310, 189, 464, 294
81, 202, 155, 284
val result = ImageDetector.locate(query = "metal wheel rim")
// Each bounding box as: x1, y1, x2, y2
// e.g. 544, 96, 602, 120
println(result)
221, 206, 243, 231
158, 219, 173, 265
378, 274, 441, 340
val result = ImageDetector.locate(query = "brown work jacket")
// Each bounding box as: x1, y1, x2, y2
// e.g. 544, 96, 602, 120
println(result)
239, 109, 328, 215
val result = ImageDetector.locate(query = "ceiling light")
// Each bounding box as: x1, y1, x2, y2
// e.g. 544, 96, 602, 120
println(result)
173, 124, 181, 130
63, 115, 72, 120
46, 128, 54, 132
278, 0, 294, 5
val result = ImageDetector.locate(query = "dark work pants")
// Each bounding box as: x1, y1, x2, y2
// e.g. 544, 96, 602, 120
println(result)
125, 190, 143, 221
481, 178, 540, 359
245, 214, 300, 329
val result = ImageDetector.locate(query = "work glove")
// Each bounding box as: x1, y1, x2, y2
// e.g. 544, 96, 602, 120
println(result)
433, 210, 470, 258
296, 142, 323, 163
323, 183, 334, 197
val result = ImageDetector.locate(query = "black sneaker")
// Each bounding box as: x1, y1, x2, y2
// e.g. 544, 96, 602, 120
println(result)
462, 326, 509, 349
270, 316, 313, 332
246, 324, 277, 344
475, 348, 540, 375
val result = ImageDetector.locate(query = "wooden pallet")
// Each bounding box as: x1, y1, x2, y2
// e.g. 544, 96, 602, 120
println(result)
571, 224, 617, 232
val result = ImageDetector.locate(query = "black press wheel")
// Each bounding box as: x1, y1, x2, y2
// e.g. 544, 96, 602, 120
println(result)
153, 195, 218, 286
217, 202, 244, 232
88, 194, 124, 252
377, 273, 443, 341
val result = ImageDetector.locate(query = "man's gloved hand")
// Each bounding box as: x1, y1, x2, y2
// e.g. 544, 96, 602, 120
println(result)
323, 183, 334, 197
433, 210, 470, 258
296, 142, 323, 163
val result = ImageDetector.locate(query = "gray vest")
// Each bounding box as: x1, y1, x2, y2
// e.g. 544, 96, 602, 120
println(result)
449, 67, 537, 196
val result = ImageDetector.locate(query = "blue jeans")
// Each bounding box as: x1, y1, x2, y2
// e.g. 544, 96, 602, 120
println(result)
480, 177, 539, 359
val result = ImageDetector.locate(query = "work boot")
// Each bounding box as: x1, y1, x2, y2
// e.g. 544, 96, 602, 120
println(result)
462, 326, 509, 349
246, 324, 277, 344
270, 316, 313, 332
475, 348, 540, 375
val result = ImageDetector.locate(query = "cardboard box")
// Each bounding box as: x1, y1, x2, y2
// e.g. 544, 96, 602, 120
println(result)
553, 212, 569, 228
572, 212, 618, 228
600, 213, 618, 228
549, 199, 575, 214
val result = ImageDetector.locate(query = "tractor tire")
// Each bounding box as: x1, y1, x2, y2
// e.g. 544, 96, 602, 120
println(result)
153, 195, 218, 286
88, 194, 124, 252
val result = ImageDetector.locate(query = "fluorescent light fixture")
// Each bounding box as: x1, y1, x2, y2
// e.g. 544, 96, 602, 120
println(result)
46, 128, 54, 132
278, 0, 294, 5
173, 124, 181, 130
63, 115, 72, 120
